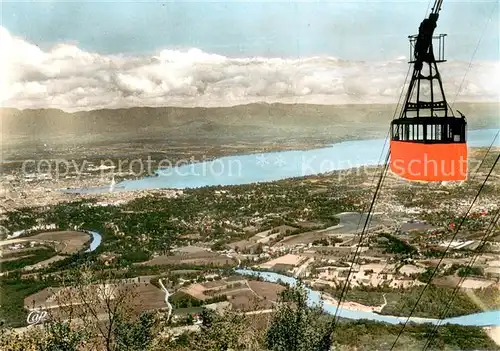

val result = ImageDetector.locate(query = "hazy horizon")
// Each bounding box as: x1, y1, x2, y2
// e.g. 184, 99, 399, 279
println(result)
2, 100, 500, 114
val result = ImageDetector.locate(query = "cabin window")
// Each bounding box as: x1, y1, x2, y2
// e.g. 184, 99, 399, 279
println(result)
417, 124, 424, 140
392, 124, 400, 140
435, 124, 442, 140
391, 118, 466, 144
427, 125, 434, 140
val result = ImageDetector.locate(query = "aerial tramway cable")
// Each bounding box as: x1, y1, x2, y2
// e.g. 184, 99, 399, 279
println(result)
390, 0, 468, 182
389, 153, 500, 350
321, 61, 413, 351
424, 0, 433, 17
320, 154, 390, 351
381, 129, 500, 346
470, 129, 499, 182
347, 64, 416, 310
451, 2, 497, 108
383, 129, 500, 324
356, 64, 413, 232
321, 0, 495, 347
387, 10, 499, 339
321, 38, 416, 351
422, 187, 500, 350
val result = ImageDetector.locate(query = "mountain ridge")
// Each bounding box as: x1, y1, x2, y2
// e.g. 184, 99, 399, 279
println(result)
2, 102, 498, 149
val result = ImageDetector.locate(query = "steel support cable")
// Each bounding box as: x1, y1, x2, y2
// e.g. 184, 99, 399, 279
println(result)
432, 0, 444, 15
421, 153, 500, 349
450, 2, 497, 108
389, 153, 500, 350
366, 63, 412, 219
422, 195, 500, 350
320, 151, 391, 351
322, 27, 411, 349
386, 15, 500, 323
337, 62, 411, 304
330, 19, 411, 246
325, 63, 412, 342
425, 0, 434, 17
360, 63, 413, 283
354, 64, 412, 238
332, 47, 411, 247
422, 193, 499, 350
386, 132, 500, 328
427, 130, 499, 249
321, 63, 412, 350
470, 129, 500, 183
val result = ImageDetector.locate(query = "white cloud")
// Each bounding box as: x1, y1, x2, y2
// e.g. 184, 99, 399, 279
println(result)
0, 26, 498, 112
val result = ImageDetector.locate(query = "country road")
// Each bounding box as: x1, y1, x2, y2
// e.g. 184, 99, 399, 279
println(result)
158, 278, 173, 323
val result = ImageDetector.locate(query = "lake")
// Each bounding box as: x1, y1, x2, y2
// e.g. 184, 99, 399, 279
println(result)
65, 128, 499, 194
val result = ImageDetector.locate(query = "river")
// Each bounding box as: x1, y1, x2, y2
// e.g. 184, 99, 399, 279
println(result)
84, 230, 102, 252
234, 268, 500, 327
64, 128, 499, 194
79, 230, 500, 326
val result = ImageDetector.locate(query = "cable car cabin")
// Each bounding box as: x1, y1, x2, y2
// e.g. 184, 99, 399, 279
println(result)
389, 2, 468, 182
390, 116, 467, 181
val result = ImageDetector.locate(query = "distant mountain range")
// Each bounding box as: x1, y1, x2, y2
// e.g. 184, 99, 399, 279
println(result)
2, 102, 498, 149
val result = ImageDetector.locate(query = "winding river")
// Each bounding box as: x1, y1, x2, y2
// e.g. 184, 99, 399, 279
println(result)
234, 269, 500, 327
81, 230, 499, 326
84, 230, 102, 253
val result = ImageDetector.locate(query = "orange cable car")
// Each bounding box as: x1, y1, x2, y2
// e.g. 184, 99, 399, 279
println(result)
390, 0, 467, 182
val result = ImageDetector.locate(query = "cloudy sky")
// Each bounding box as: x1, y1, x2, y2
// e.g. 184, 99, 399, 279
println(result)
3, 0, 499, 60
1, 0, 498, 111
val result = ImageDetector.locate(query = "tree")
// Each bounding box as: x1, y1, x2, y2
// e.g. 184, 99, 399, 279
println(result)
185, 314, 195, 325
168, 307, 249, 351
200, 308, 215, 328
265, 282, 330, 351
115, 312, 159, 351
458, 266, 483, 277
255, 243, 264, 254
42, 321, 88, 351
23, 265, 161, 351
211, 241, 226, 251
